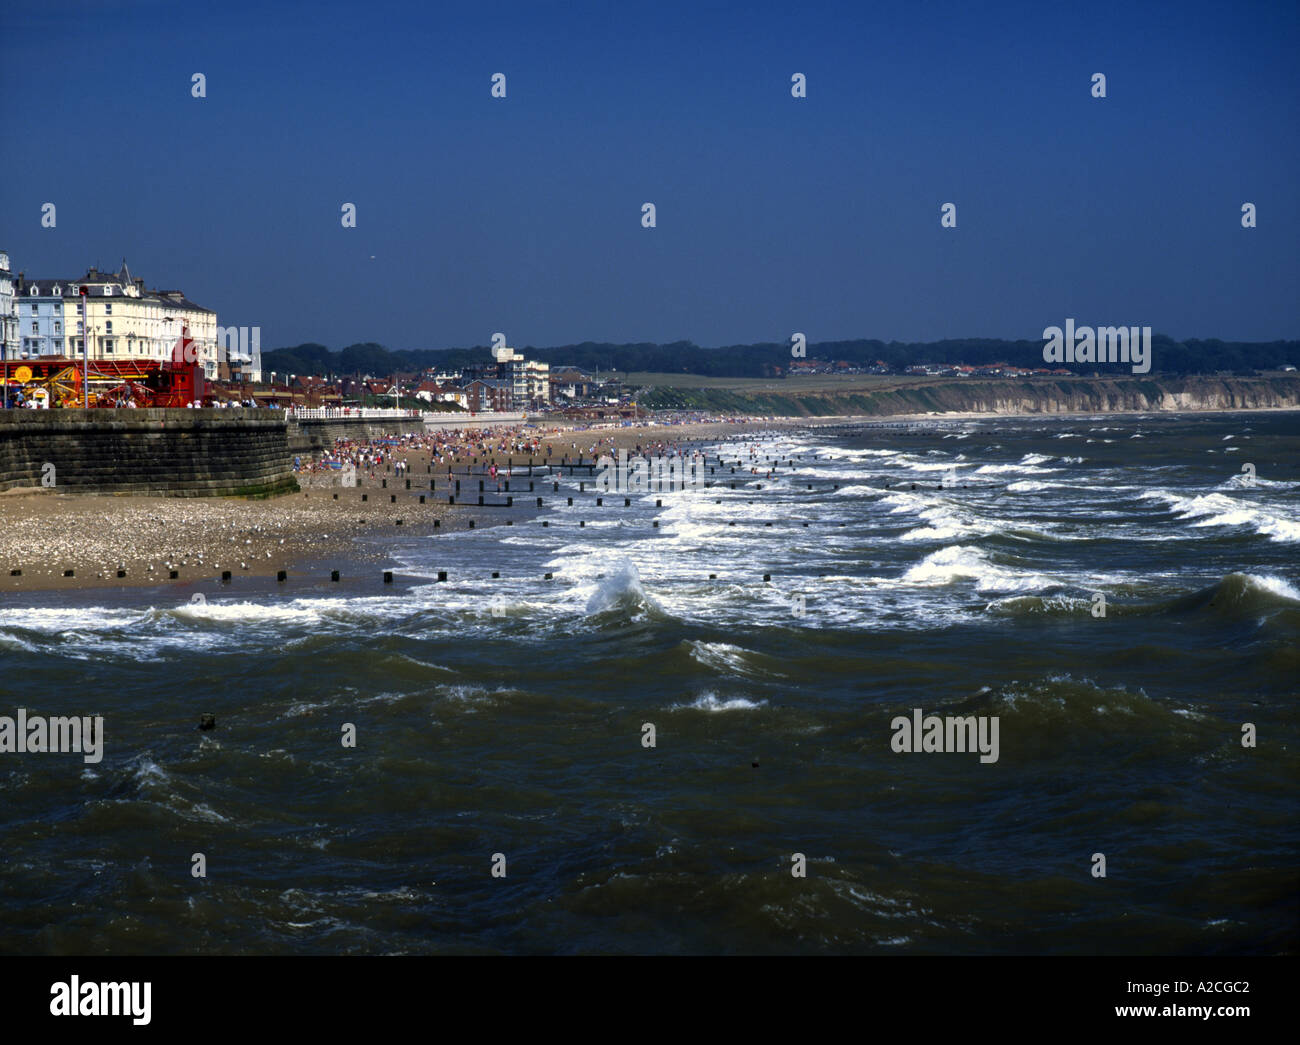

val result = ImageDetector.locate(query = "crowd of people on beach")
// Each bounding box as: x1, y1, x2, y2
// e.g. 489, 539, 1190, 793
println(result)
292, 420, 762, 486
295, 425, 553, 479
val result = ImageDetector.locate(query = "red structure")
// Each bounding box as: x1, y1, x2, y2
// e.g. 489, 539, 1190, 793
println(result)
0, 356, 206, 408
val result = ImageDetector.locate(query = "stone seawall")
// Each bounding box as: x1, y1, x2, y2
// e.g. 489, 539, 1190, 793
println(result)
287, 416, 429, 456
0, 409, 298, 497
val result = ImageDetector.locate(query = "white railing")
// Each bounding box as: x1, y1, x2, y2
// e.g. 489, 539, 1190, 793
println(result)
288, 406, 423, 420
422, 411, 526, 428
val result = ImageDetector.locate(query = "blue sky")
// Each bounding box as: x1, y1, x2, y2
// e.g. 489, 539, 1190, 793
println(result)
2, 0, 1296, 350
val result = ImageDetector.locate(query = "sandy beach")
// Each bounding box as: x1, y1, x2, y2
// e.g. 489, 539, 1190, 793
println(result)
0, 418, 782, 593
6, 407, 1294, 595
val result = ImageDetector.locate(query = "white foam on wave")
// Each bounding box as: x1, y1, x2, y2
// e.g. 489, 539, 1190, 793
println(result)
899, 520, 969, 542
284, 699, 334, 718
652, 516, 730, 543
584, 561, 662, 615
0, 631, 38, 652
688, 641, 778, 679
899, 544, 1053, 591
0, 605, 142, 632
1220, 474, 1295, 490
844, 448, 901, 458
670, 692, 766, 712
984, 593, 1090, 615
797, 465, 869, 479
883, 492, 970, 540
974, 463, 1059, 475
119, 755, 232, 824
1142, 490, 1300, 543
1006, 479, 1065, 493
175, 599, 324, 624
1241, 573, 1300, 602
435, 683, 524, 711
898, 459, 960, 473
882, 489, 1048, 543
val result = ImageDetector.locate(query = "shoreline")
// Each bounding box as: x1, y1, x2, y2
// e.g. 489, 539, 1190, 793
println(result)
0, 419, 777, 596
794, 403, 1300, 426
1, 408, 1290, 596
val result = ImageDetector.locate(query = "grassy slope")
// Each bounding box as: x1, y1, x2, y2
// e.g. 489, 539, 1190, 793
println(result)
636, 375, 1300, 416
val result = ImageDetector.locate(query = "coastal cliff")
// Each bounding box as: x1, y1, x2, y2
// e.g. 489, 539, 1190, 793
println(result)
642, 375, 1300, 417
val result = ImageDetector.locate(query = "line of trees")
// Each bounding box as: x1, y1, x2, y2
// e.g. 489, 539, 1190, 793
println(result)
261, 337, 1299, 381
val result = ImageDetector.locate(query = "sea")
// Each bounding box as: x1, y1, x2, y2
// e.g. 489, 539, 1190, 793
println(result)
1, 411, 1296, 955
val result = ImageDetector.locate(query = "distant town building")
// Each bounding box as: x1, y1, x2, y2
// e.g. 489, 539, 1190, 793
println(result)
458, 346, 551, 409
415, 380, 467, 409
524, 359, 550, 406
217, 324, 261, 383
549, 369, 596, 398
491, 344, 529, 408
463, 378, 512, 412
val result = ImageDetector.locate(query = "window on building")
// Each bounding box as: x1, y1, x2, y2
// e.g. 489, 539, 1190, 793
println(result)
104, 303, 113, 314
77, 303, 84, 314
30, 322, 38, 334
54, 322, 61, 334
105, 321, 113, 334
77, 321, 83, 334
104, 339, 114, 353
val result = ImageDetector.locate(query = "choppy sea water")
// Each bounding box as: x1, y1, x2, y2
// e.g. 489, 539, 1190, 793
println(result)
1, 412, 1296, 955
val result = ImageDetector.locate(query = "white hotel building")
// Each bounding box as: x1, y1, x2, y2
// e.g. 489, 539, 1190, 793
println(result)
12, 261, 220, 378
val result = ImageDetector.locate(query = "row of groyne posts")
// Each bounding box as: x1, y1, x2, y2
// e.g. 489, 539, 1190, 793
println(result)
9, 442, 988, 585
322, 446, 965, 510
277, 440, 983, 586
